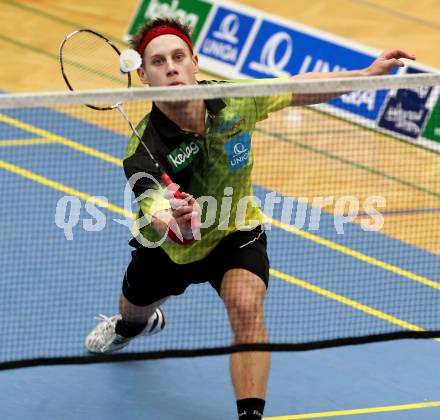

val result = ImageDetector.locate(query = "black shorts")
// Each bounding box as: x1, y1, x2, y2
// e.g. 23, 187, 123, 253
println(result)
122, 226, 269, 306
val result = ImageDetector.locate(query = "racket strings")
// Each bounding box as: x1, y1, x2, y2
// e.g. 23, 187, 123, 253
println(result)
61, 31, 128, 93
59, 29, 172, 187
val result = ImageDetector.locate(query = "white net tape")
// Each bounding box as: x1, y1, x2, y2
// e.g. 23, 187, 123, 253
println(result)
0, 73, 439, 108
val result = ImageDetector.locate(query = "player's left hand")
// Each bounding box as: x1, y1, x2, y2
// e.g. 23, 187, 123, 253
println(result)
363, 50, 416, 76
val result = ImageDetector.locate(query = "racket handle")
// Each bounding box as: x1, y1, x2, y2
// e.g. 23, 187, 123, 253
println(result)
161, 173, 183, 199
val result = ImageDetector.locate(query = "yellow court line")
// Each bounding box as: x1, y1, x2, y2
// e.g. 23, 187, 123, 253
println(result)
264, 401, 440, 419
0, 138, 54, 147
269, 217, 440, 291
0, 159, 433, 340
0, 114, 122, 167
0, 159, 132, 219
270, 268, 425, 332
0, 111, 437, 292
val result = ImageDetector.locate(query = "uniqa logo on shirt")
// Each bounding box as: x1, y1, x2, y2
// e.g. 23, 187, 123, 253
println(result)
167, 140, 200, 172
224, 132, 251, 171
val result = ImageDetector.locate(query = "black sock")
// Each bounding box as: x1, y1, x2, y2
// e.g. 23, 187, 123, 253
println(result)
237, 398, 265, 420
115, 319, 147, 338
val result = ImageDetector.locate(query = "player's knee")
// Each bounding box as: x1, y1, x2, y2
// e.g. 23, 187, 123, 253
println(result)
225, 293, 264, 332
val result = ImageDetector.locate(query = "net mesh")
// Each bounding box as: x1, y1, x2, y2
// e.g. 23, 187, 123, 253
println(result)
0, 75, 439, 369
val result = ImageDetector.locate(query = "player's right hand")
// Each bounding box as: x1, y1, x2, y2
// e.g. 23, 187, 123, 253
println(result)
165, 184, 201, 240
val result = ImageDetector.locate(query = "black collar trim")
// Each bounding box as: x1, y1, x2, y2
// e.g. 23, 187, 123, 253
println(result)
149, 81, 226, 138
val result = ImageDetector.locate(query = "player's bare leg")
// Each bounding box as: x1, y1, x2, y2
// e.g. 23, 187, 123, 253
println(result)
119, 294, 167, 323
221, 268, 269, 418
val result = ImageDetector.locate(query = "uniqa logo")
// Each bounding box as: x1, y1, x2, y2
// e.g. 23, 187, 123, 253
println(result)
213, 13, 240, 44
225, 132, 251, 170
233, 142, 247, 155
249, 31, 293, 77
230, 142, 249, 168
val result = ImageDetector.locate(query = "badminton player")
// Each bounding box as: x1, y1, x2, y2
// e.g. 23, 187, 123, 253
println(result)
85, 18, 415, 420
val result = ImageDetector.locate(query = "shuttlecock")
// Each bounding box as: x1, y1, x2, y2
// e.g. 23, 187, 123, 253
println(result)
120, 49, 142, 73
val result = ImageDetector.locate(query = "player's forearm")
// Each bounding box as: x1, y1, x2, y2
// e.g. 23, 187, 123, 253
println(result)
290, 70, 366, 106
291, 69, 366, 81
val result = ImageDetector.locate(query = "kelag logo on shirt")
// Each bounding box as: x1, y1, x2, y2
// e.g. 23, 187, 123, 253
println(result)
224, 132, 251, 171
167, 140, 200, 172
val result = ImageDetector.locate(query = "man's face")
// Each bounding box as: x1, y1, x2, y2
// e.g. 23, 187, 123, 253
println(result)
138, 34, 199, 87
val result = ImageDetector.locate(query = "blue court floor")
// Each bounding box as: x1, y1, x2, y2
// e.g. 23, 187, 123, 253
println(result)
0, 103, 439, 420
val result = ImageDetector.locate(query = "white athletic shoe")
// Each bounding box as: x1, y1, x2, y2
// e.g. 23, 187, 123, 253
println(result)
85, 308, 166, 354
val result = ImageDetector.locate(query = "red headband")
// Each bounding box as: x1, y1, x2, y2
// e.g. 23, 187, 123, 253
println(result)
138, 25, 193, 57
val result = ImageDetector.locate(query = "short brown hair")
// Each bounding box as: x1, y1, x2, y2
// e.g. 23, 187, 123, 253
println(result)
130, 18, 193, 54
